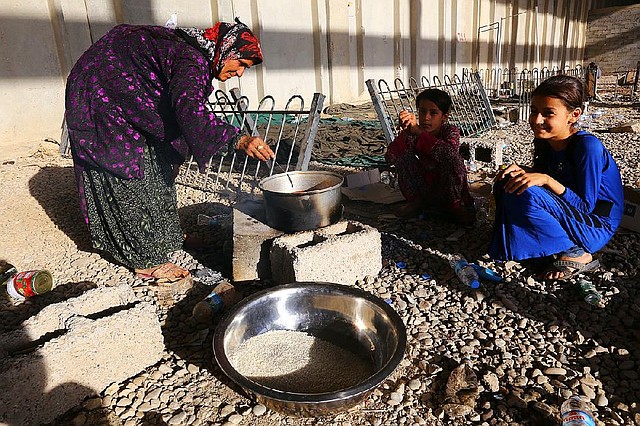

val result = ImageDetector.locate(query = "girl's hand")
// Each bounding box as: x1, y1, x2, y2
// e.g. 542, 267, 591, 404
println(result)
504, 171, 549, 195
398, 110, 421, 135
494, 163, 523, 183
236, 135, 274, 162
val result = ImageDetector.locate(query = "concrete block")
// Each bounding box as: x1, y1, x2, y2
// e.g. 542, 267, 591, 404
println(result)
461, 138, 504, 167
270, 220, 382, 286
0, 286, 164, 426
232, 198, 284, 282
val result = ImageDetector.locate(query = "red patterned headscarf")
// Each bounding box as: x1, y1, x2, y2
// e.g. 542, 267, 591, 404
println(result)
177, 18, 263, 76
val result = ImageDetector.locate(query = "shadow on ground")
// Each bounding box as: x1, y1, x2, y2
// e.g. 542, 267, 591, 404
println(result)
28, 166, 92, 252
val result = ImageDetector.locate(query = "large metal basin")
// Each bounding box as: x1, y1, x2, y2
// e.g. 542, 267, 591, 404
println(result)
258, 171, 344, 232
213, 282, 407, 417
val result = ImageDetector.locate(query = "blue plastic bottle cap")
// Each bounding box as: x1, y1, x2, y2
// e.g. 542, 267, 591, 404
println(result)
204, 292, 225, 314
396, 262, 407, 269
470, 280, 480, 289
421, 274, 431, 280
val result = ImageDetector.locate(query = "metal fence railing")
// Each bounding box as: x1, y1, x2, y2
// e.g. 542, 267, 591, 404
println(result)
175, 89, 325, 203
469, 65, 584, 121
59, 90, 325, 204
366, 71, 497, 145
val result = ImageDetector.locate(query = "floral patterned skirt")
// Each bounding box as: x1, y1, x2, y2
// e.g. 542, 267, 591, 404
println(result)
82, 143, 183, 269
395, 142, 474, 212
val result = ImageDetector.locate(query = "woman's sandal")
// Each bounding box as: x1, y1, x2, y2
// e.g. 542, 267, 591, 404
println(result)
540, 258, 600, 281
135, 262, 190, 283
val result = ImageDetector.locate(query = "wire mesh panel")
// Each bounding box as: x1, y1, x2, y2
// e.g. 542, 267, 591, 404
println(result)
175, 90, 325, 203
366, 71, 496, 145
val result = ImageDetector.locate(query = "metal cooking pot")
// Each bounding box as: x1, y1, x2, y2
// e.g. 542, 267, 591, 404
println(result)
258, 171, 344, 233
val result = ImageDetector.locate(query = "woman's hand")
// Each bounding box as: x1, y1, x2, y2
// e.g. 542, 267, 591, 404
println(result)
398, 110, 421, 135
236, 135, 274, 162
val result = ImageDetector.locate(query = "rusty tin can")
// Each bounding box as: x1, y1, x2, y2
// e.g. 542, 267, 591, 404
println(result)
5, 270, 54, 300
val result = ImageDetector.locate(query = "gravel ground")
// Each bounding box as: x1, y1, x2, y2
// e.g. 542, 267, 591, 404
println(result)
1, 102, 639, 426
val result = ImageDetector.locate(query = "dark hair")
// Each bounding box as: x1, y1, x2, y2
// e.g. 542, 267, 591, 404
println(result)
531, 75, 584, 110
415, 88, 452, 114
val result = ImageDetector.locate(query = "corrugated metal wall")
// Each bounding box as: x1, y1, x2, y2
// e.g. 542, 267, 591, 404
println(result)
0, 0, 600, 149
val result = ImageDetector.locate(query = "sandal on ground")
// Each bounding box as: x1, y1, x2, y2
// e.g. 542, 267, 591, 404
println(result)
540, 258, 600, 281
135, 262, 190, 283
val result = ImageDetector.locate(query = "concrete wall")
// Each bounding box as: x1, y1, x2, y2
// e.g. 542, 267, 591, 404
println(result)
584, 4, 640, 74
0, 0, 602, 159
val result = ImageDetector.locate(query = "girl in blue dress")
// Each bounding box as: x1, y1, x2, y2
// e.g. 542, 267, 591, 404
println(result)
489, 75, 624, 280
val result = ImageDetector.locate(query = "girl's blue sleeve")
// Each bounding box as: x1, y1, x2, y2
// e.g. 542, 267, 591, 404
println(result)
561, 134, 605, 213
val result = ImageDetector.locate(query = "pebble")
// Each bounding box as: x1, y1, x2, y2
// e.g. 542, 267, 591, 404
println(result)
483, 372, 500, 392
220, 405, 235, 417
252, 404, 267, 416
168, 411, 187, 425
228, 414, 243, 424
158, 364, 173, 375
580, 383, 596, 400
543, 367, 567, 376
407, 379, 421, 391
595, 393, 609, 407
389, 391, 404, 403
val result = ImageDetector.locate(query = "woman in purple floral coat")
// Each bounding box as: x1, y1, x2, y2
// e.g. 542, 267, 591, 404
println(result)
65, 19, 273, 281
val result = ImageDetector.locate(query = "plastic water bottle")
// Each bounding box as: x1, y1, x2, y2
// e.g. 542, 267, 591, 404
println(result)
449, 254, 480, 289
472, 195, 489, 224
165, 13, 178, 29
561, 395, 596, 426
471, 263, 503, 282
577, 279, 603, 307
191, 280, 240, 324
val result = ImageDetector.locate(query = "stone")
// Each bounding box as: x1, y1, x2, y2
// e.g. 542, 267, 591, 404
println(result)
483, 372, 500, 392
595, 393, 608, 407
408, 379, 421, 391
543, 367, 567, 376
443, 403, 473, 418
168, 411, 187, 425
228, 414, 243, 424
252, 404, 267, 416
446, 363, 479, 407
